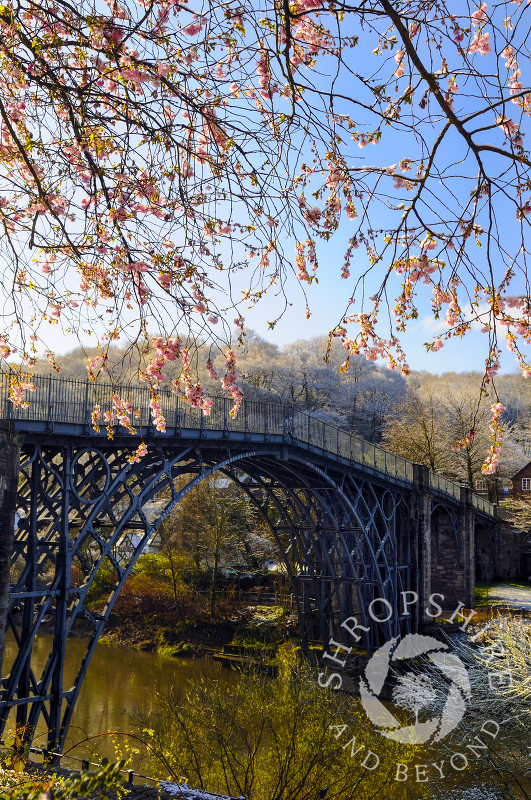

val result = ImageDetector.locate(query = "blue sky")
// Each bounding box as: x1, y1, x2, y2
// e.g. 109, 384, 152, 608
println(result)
237, 268, 519, 374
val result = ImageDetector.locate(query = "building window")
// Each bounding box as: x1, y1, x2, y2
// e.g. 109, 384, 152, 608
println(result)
475, 479, 487, 492
522, 478, 531, 491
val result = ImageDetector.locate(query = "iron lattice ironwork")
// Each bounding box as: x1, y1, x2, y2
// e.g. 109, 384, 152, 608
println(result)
0, 375, 497, 753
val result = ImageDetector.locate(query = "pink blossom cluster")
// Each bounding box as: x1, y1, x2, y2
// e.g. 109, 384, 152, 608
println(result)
471, 3, 488, 25
385, 162, 414, 191
484, 356, 501, 381
482, 294, 531, 348
86, 353, 109, 381
195, 108, 229, 163
468, 31, 490, 55
9, 378, 36, 410
294, 247, 310, 280
190, 280, 209, 315
482, 402, 506, 474
394, 49, 405, 78
91, 404, 101, 433
112, 393, 136, 433
277, 0, 331, 71
345, 202, 357, 221
429, 337, 444, 352
501, 45, 531, 115
158, 271, 172, 291
325, 165, 347, 190
451, 430, 475, 452
298, 195, 321, 226
149, 395, 166, 431
295, 239, 317, 281
496, 114, 523, 147
468, 4, 491, 55
172, 348, 214, 413
445, 75, 459, 108
444, 299, 462, 328
355, 132, 380, 149
140, 337, 182, 386
342, 313, 410, 375
341, 235, 360, 280
181, 15, 207, 37
221, 349, 243, 416
206, 358, 219, 381
431, 286, 451, 308
394, 255, 441, 286
255, 50, 278, 100
298, 0, 325, 9
128, 442, 148, 464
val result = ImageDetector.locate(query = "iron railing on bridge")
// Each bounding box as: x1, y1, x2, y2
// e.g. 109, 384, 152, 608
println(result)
0, 373, 496, 516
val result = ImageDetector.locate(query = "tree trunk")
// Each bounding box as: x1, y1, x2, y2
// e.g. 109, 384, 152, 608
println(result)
467, 452, 474, 488
167, 550, 181, 616
209, 509, 221, 616
0, 436, 21, 681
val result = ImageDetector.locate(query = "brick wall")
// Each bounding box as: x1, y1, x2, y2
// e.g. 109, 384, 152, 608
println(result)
511, 463, 531, 501
430, 507, 466, 610
495, 522, 527, 579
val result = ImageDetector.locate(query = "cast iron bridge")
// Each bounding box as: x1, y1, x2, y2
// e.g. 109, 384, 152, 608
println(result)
0, 374, 499, 753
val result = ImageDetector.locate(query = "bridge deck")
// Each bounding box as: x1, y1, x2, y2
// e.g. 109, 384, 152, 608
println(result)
0, 372, 496, 516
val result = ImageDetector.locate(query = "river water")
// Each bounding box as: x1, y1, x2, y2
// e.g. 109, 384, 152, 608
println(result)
2, 635, 527, 799
3, 633, 229, 775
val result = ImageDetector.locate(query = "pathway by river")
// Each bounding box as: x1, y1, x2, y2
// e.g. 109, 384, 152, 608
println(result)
477, 582, 531, 610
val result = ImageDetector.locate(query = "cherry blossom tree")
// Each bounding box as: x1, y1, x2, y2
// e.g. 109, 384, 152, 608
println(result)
1, 0, 531, 468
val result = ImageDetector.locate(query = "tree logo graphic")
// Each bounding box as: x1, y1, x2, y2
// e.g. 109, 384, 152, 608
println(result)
359, 633, 471, 745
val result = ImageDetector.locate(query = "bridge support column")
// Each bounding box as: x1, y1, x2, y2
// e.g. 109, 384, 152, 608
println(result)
493, 512, 527, 580
411, 465, 432, 627
0, 432, 21, 678
459, 486, 475, 611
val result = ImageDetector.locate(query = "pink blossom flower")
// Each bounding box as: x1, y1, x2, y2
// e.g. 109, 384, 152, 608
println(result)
128, 442, 148, 463
468, 31, 491, 55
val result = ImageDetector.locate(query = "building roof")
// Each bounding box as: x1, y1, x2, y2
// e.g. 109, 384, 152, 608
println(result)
512, 460, 531, 480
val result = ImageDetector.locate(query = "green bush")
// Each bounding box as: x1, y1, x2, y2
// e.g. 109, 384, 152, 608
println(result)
0, 759, 124, 799
181, 565, 215, 589
135, 652, 418, 800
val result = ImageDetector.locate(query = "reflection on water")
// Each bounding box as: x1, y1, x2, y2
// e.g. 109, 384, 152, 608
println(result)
3, 633, 230, 775
2, 634, 529, 798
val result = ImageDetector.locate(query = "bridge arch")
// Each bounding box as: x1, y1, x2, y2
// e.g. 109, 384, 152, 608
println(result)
474, 519, 497, 584
5, 437, 412, 752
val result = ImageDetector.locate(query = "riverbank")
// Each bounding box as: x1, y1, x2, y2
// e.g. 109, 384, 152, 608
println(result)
90, 581, 531, 678
3, 598, 531, 800
0, 763, 242, 800
99, 602, 300, 664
